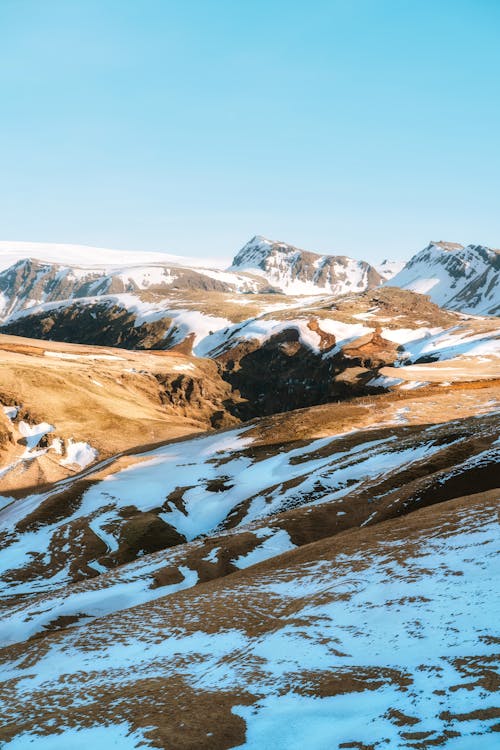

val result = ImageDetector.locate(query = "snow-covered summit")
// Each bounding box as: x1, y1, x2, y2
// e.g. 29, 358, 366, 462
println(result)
229, 235, 383, 295
387, 240, 500, 315
0, 240, 228, 272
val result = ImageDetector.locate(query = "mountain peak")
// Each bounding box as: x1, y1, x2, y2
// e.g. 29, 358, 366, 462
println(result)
230, 236, 382, 295
387, 241, 500, 315
428, 240, 465, 252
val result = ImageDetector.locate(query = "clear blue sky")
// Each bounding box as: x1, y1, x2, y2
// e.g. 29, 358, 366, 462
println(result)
0, 0, 499, 263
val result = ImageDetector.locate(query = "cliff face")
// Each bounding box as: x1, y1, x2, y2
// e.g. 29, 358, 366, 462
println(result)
214, 321, 400, 420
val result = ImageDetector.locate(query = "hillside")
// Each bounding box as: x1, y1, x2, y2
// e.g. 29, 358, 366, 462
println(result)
0, 236, 384, 324
0, 393, 498, 747
0, 334, 240, 493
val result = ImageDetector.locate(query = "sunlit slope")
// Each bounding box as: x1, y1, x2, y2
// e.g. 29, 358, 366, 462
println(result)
0, 334, 239, 492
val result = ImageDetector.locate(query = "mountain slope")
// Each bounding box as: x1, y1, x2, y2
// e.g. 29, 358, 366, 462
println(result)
387, 240, 500, 315
229, 235, 383, 294
376, 258, 405, 280
1, 380, 498, 640
0, 258, 267, 321
0, 484, 498, 749
1, 288, 498, 427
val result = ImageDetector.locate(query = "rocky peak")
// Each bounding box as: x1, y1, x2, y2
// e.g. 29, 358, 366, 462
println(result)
387, 240, 500, 315
230, 236, 382, 295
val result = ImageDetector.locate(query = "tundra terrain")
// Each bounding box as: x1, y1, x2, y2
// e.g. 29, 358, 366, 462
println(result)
0, 237, 498, 749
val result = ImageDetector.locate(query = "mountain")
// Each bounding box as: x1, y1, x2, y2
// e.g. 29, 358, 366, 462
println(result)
387, 240, 500, 315
229, 235, 383, 294
0, 257, 269, 321
0, 236, 387, 323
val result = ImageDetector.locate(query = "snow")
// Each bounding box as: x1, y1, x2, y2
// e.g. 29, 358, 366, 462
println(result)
199, 317, 324, 357
398, 326, 500, 362
0, 558, 199, 646
2, 724, 156, 749
233, 529, 296, 569
229, 235, 376, 295
2, 405, 18, 420
1, 496, 498, 748
381, 326, 442, 344
375, 259, 406, 280
18, 420, 54, 450
317, 318, 371, 348
202, 546, 220, 563
61, 439, 98, 469
400, 380, 429, 390
387, 242, 500, 315
0, 422, 457, 609
171, 363, 196, 372
366, 375, 404, 388
402, 276, 441, 294
0, 240, 228, 272
230, 513, 500, 748
51, 437, 63, 454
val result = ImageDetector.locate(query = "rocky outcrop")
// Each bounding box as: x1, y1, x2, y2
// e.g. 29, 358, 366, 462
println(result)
341, 327, 399, 368
0, 257, 266, 322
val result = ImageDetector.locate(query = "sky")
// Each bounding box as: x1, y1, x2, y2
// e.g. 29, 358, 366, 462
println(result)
0, 0, 499, 264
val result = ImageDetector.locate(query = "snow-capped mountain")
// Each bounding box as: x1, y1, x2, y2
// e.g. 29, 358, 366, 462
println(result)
0, 257, 267, 321
1, 237, 499, 326
387, 240, 500, 315
229, 235, 383, 294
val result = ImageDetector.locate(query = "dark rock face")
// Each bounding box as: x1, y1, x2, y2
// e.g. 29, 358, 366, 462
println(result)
1, 302, 174, 349
215, 324, 399, 420
0, 299, 412, 423
154, 371, 238, 430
